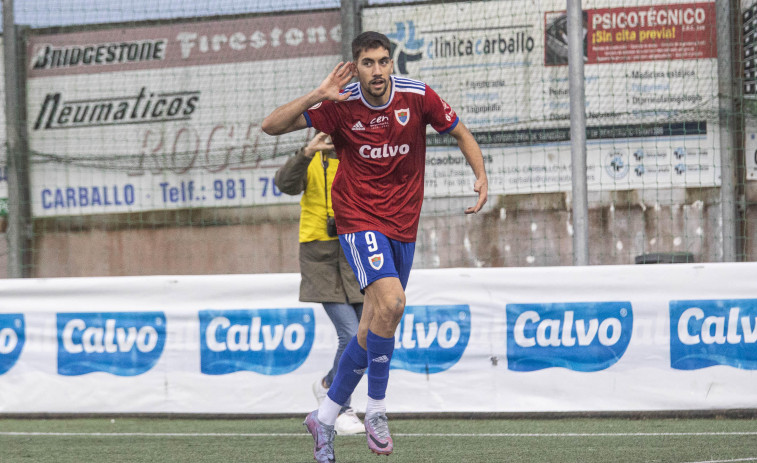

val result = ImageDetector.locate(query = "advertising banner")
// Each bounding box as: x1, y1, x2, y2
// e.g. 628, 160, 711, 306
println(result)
1, 263, 756, 414
23, 1, 724, 218
365, 0, 721, 197
742, 0, 757, 179
579, 3, 716, 65
26, 11, 342, 217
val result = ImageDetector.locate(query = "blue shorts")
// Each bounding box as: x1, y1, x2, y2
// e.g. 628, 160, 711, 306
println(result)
339, 231, 415, 291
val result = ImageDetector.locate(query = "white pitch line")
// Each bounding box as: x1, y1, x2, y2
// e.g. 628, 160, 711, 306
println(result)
683, 458, 757, 463
0, 432, 302, 437
398, 432, 757, 437
0, 431, 756, 438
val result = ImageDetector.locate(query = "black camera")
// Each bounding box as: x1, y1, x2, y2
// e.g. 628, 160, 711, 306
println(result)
326, 217, 337, 237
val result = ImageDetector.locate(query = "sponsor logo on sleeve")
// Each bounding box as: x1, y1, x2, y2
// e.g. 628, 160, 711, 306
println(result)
0, 314, 25, 375
507, 302, 632, 372
57, 312, 166, 376
391, 305, 470, 374
200, 308, 314, 375
670, 298, 757, 370
440, 98, 456, 122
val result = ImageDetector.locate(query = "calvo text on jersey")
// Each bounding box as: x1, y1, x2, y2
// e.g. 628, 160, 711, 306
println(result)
359, 143, 410, 159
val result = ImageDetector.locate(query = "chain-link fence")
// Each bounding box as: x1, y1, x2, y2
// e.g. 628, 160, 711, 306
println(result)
0, 0, 753, 277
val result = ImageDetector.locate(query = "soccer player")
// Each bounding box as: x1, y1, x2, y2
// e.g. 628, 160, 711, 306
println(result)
262, 31, 488, 463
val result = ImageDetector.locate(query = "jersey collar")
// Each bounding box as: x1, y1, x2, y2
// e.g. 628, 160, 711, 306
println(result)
358, 75, 395, 111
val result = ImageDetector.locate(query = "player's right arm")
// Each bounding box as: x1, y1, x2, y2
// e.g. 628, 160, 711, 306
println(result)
261, 62, 356, 135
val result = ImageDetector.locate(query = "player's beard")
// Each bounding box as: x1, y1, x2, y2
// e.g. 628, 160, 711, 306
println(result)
364, 78, 388, 99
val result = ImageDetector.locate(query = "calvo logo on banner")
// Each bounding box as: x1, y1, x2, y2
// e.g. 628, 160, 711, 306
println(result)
670, 298, 757, 370
391, 305, 470, 374
507, 301, 633, 372
0, 314, 25, 375
200, 308, 314, 375
57, 312, 166, 376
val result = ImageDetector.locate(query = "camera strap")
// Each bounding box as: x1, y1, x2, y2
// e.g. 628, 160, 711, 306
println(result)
321, 152, 332, 221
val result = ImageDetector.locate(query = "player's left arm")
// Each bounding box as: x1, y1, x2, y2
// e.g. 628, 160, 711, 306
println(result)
448, 122, 488, 214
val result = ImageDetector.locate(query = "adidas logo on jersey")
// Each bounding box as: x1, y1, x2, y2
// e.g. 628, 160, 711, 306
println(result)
351, 121, 365, 131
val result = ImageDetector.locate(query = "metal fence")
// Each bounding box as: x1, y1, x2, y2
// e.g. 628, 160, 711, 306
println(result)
0, 0, 753, 278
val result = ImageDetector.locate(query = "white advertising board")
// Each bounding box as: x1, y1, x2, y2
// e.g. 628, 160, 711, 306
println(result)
365, 0, 722, 196
743, 0, 757, 180
0, 263, 756, 414
24, 1, 724, 218
26, 11, 342, 217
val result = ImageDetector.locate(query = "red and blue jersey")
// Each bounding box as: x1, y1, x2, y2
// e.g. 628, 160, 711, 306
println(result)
304, 75, 458, 242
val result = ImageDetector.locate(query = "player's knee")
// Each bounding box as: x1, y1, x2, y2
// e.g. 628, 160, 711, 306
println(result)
376, 293, 405, 326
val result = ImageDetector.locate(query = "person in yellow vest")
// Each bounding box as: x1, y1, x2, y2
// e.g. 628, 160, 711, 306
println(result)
274, 131, 365, 435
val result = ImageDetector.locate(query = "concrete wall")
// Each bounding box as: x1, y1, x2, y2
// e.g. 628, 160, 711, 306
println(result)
21, 186, 746, 278
31, 205, 302, 277
414, 188, 722, 268
0, 217, 7, 278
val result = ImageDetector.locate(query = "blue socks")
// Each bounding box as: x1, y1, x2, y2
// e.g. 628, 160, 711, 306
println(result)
327, 336, 368, 406
326, 330, 396, 405
366, 330, 394, 400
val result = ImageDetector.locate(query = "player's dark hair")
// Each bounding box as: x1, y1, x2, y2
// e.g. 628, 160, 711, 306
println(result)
352, 31, 391, 61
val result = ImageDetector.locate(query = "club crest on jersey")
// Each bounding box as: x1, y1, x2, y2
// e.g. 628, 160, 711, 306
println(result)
368, 253, 384, 270
395, 108, 410, 126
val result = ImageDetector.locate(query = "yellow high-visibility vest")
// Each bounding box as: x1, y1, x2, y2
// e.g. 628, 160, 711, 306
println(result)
299, 151, 339, 243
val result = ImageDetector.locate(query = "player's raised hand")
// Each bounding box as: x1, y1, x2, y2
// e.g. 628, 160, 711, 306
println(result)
304, 132, 334, 158
465, 176, 488, 214
317, 62, 356, 102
